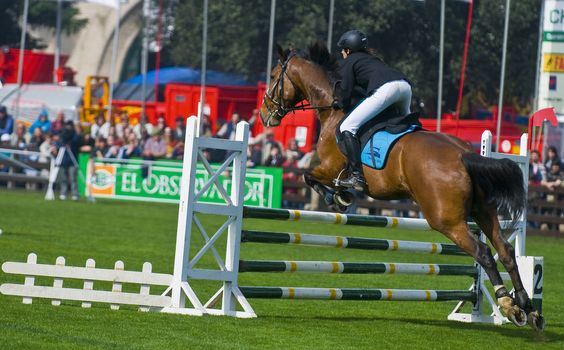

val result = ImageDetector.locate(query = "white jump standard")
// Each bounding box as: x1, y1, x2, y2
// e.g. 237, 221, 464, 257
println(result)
0, 118, 543, 326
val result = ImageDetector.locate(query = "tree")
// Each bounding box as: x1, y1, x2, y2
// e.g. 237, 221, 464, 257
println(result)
0, 1, 87, 49
165, 0, 542, 114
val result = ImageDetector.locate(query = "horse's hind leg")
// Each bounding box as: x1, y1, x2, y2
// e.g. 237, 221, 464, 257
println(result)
472, 207, 545, 331
430, 221, 528, 327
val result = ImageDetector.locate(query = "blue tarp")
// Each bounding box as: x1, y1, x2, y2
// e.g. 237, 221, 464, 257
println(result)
125, 67, 250, 86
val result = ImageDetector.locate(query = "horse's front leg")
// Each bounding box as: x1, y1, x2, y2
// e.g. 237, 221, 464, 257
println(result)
304, 170, 336, 207
305, 161, 355, 211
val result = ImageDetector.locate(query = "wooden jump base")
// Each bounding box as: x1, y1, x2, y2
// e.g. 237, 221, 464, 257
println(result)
239, 286, 477, 302
239, 260, 477, 276
241, 230, 466, 256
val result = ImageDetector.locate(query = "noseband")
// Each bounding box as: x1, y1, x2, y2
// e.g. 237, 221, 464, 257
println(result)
263, 52, 332, 127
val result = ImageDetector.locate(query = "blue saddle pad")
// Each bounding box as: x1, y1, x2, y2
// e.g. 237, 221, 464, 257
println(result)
361, 125, 420, 170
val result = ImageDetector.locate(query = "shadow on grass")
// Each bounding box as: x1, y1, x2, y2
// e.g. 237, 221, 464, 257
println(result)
260, 314, 562, 344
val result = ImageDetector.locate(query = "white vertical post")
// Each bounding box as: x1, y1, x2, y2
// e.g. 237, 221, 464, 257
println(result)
515, 133, 529, 257
495, 0, 511, 151
169, 117, 204, 314
222, 121, 250, 315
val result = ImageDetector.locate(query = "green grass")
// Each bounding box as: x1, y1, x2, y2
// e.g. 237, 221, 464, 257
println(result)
0, 190, 563, 349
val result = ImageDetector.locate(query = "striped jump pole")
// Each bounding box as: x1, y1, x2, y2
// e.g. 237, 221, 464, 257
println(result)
240, 286, 477, 302
243, 206, 433, 229
241, 230, 466, 256
239, 260, 477, 277
243, 206, 488, 231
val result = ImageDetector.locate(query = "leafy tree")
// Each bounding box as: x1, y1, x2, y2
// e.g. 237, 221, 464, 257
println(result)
165, 0, 542, 114
0, 0, 87, 49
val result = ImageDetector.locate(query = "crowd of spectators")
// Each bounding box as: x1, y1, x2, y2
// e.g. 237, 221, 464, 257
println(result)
528, 146, 564, 231
0, 105, 315, 199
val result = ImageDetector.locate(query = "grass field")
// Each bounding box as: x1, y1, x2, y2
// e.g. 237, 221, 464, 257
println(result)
1, 190, 563, 349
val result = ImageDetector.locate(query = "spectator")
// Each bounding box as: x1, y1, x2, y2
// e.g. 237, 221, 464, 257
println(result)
142, 129, 167, 160
117, 133, 141, 159
173, 116, 186, 141
0, 105, 14, 137
247, 108, 259, 131
0, 134, 11, 173
529, 150, 544, 185
75, 123, 94, 153
91, 114, 110, 139
39, 133, 57, 164
281, 151, 302, 208
91, 137, 109, 159
28, 127, 44, 149
155, 115, 167, 133
256, 129, 283, 165
57, 120, 80, 200
264, 144, 284, 166
287, 138, 304, 160
136, 114, 154, 137
540, 161, 563, 231
544, 146, 561, 171
200, 113, 213, 137
104, 134, 121, 159
164, 127, 176, 158
216, 112, 241, 140
116, 111, 131, 139
28, 109, 51, 135
51, 111, 65, 135
542, 162, 563, 192
10, 124, 28, 149
138, 125, 151, 150
247, 143, 263, 167
172, 141, 184, 160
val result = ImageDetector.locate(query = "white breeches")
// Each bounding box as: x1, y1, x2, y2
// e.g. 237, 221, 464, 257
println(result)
339, 80, 412, 135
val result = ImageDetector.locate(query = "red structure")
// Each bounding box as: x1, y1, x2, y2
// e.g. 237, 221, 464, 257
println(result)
0, 48, 68, 84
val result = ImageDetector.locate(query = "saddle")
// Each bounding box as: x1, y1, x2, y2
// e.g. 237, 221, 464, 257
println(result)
336, 107, 423, 170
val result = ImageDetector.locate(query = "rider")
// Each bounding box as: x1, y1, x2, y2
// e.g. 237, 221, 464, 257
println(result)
335, 30, 412, 190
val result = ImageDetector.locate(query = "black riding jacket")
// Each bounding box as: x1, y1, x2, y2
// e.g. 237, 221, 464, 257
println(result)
337, 51, 409, 112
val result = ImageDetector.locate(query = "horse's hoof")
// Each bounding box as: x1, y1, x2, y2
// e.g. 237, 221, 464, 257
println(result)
329, 203, 348, 213
333, 192, 353, 207
498, 296, 527, 327
528, 311, 545, 331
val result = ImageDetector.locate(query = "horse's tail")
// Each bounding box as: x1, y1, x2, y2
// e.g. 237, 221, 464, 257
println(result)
461, 152, 526, 232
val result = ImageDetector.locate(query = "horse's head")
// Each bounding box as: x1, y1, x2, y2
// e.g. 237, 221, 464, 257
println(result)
260, 45, 305, 127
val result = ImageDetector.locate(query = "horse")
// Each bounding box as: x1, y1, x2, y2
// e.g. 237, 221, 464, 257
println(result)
259, 42, 543, 331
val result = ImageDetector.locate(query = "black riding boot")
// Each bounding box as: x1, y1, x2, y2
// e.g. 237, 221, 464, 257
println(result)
338, 131, 367, 191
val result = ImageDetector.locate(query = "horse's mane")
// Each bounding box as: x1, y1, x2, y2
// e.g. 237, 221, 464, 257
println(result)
306, 42, 339, 73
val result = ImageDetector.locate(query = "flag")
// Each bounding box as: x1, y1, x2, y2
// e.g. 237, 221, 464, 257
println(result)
531, 108, 558, 127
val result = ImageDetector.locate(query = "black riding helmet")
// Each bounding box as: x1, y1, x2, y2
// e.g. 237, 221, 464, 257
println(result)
337, 30, 368, 52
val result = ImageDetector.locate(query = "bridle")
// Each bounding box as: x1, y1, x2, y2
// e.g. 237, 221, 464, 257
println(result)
262, 51, 333, 127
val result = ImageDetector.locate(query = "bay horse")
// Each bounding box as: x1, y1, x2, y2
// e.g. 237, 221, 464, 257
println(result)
259, 42, 543, 331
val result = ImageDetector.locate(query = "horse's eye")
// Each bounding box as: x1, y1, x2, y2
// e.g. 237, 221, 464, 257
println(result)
270, 75, 275, 80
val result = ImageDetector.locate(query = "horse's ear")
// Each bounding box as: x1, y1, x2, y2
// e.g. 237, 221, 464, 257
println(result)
276, 44, 286, 61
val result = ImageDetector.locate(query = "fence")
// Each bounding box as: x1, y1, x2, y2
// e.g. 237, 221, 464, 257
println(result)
0, 146, 52, 189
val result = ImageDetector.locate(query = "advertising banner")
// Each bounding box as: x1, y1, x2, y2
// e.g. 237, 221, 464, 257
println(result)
538, 0, 564, 115
78, 155, 283, 208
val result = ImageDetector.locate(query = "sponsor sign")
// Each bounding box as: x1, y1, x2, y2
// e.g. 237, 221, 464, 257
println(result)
79, 155, 283, 208
538, 1, 564, 114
